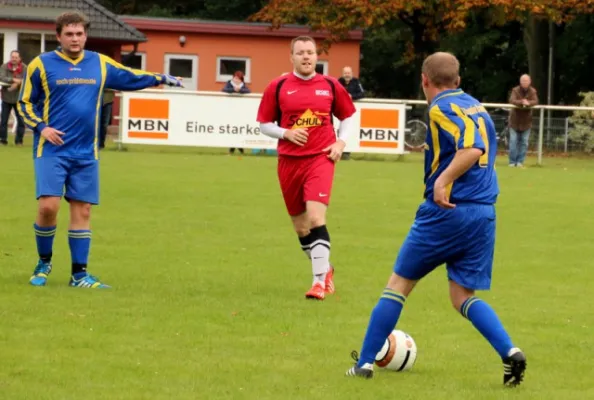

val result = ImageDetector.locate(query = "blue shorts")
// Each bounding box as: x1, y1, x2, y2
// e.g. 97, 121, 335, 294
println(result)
34, 157, 99, 205
394, 201, 496, 290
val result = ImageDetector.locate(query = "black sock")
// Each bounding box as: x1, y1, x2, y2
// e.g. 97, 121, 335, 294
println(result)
72, 263, 87, 275
40, 253, 52, 263
298, 233, 314, 260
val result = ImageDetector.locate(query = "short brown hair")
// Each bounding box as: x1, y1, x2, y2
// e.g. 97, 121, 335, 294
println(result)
290, 36, 316, 53
422, 52, 460, 87
233, 70, 245, 81
56, 11, 90, 35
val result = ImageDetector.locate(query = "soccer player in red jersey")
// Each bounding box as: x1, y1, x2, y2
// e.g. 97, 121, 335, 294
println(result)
257, 36, 357, 300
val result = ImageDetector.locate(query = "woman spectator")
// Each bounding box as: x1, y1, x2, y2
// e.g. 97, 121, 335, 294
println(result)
222, 71, 251, 155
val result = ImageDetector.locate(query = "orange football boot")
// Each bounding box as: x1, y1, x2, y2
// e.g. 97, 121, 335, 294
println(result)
305, 283, 325, 300
325, 265, 335, 294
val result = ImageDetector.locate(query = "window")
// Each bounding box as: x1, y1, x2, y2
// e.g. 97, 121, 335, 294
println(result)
121, 52, 146, 70
316, 61, 329, 75
44, 35, 59, 53
17, 33, 41, 64
168, 58, 193, 78
164, 54, 198, 91
216, 57, 250, 83
16, 33, 58, 64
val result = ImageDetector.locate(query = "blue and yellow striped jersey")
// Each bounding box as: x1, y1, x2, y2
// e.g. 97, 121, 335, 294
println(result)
18, 50, 163, 159
423, 89, 499, 205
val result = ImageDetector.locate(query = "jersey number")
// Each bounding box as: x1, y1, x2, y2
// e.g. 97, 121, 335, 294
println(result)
477, 117, 489, 167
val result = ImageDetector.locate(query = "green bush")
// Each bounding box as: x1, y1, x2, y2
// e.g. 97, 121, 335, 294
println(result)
568, 91, 594, 153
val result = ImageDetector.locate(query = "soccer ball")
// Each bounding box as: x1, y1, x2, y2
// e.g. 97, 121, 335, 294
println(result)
374, 330, 417, 371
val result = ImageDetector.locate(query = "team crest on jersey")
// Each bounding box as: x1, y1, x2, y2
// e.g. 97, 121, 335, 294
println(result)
315, 89, 330, 96
289, 109, 325, 129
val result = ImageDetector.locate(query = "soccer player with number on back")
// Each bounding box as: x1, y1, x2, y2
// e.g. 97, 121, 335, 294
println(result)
345, 52, 526, 386
18, 11, 182, 289
257, 36, 356, 300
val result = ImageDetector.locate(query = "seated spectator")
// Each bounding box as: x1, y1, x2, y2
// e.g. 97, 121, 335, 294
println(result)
222, 71, 251, 94
223, 71, 250, 155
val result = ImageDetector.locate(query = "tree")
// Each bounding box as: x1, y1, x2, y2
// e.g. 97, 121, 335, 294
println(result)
98, 0, 268, 20
251, 0, 594, 99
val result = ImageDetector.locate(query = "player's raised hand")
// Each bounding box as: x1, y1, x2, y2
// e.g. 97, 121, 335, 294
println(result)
283, 128, 309, 146
323, 139, 346, 163
40, 127, 65, 145
160, 74, 184, 88
433, 182, 455, 209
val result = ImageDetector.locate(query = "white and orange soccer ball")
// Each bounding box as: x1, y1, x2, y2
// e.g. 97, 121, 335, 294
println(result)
374, 330, 417, 371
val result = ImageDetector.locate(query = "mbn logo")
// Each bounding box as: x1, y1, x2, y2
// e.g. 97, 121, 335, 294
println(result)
128, 119, 169, 131
360, 129, 397, 141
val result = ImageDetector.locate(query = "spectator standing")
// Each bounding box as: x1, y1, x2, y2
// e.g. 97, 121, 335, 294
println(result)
337, 66, 365, 159
0, 50, 26, 146
508, 74, 538, 167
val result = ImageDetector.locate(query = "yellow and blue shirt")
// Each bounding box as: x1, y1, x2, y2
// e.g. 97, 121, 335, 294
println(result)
18, 50, 163, 159
423, 89, 499, 205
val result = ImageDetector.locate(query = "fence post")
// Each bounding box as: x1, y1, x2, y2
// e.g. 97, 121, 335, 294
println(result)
118, 95, 123, 151
537, 107, 545, 165
564, 117, 569, 153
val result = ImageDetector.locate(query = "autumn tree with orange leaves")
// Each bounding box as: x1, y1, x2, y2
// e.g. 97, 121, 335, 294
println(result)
251, 0, 594, 99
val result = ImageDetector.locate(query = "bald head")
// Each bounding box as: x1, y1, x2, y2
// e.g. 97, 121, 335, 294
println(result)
342, 66, 353, 81
520, 74, 531, 89
422, 52, 460, 88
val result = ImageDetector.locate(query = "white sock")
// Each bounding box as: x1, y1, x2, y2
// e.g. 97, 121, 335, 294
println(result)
311, 239, 330, 287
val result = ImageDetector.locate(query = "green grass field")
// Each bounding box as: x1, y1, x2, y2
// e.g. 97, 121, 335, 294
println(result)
1, 143, 593, 400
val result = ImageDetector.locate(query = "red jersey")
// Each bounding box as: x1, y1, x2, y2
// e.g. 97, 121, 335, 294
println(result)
257, 73, 356, 157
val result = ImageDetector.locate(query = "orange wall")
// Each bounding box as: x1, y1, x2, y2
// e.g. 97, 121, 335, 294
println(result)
122, 32, 361, 93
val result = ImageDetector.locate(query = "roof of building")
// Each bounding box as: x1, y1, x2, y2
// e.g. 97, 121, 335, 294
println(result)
120, 15, 363, 40
0, 0, 146, 42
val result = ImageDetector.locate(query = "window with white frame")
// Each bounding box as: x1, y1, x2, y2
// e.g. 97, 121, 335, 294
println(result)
316, 61, 329, 75
15, 32, 58, 64
17, 33, 41, 64
121, 52, 146, 70
44, 35, 59, 53
217, 56, 250, 83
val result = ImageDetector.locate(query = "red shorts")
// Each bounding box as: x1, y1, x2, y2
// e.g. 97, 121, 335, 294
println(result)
277, 154, 336, 216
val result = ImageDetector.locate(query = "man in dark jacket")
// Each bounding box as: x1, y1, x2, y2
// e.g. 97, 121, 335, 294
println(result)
338, 66, 364, 100
508, 74, 538, 167
0, 50, 26, 145
337, 66, 364, 159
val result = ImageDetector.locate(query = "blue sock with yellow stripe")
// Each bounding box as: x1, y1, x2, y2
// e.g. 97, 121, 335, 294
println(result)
357, 288, 406, 367
68, 230, 92, 275
460, 296, 514, 358
34, 223, 56, 262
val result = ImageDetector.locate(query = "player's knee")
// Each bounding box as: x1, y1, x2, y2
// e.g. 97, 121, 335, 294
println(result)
305, 201, 327, 228
71, 201, 92, 222
449, 281, 474, 312
386, 273, 416, 297
308, 215, 326, 228
291, 213, 310, 236
38, 198, 59, 220
295, 228, 310, 237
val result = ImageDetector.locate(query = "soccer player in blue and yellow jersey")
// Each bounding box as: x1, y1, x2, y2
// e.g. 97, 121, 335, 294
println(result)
345, 52, 527, 386
18, 11, 182, 289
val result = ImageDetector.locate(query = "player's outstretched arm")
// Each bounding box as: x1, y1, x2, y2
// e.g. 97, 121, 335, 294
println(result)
100, 55, 182, 91
17, 58, 47, 133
